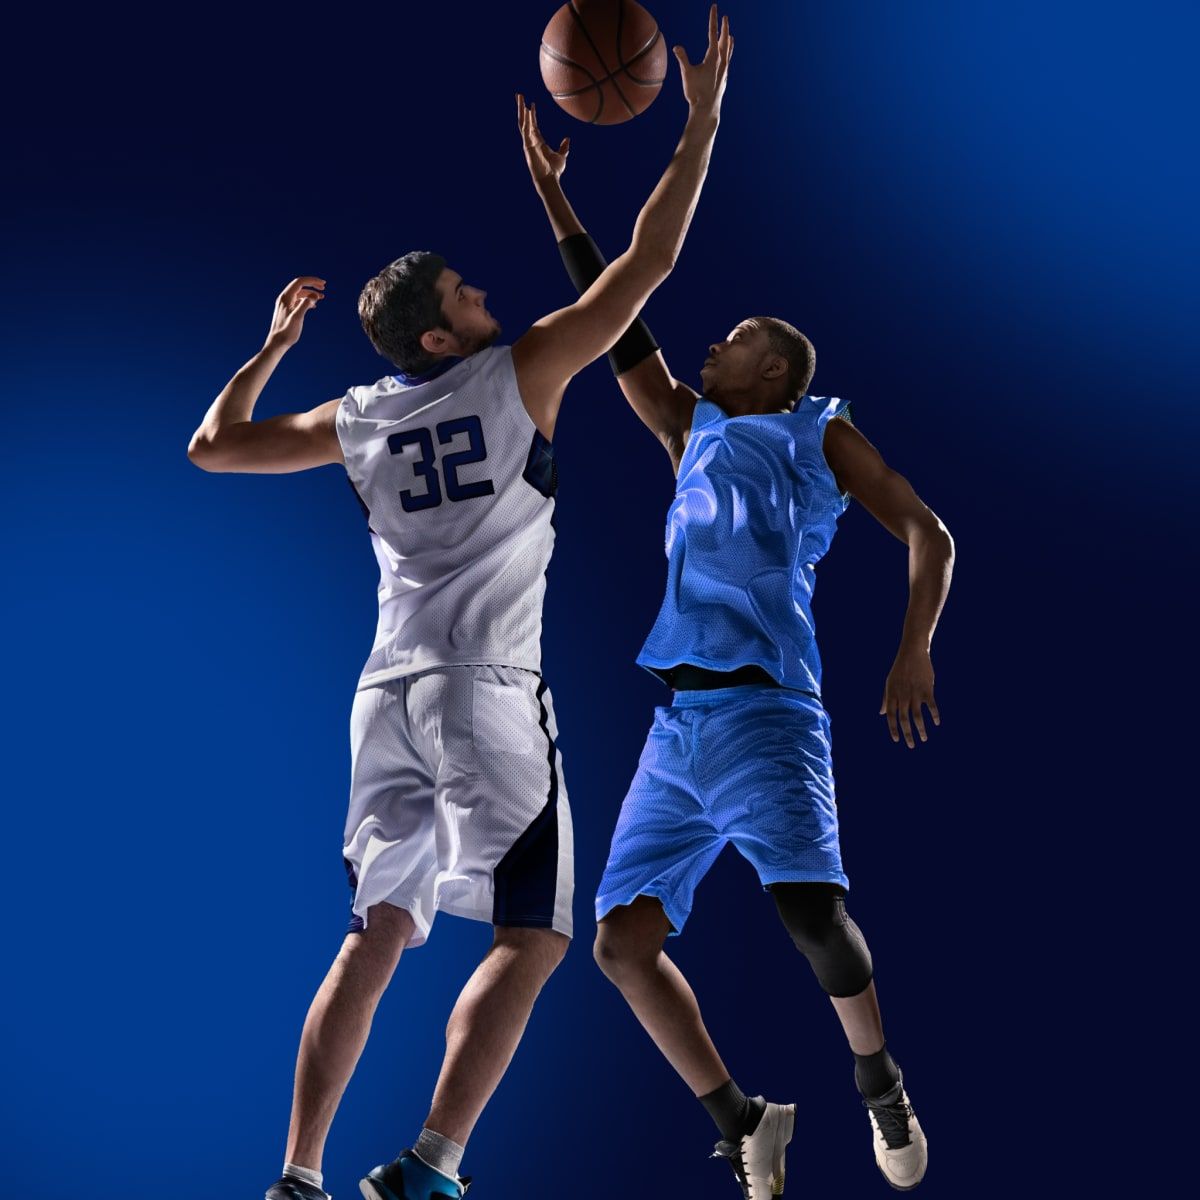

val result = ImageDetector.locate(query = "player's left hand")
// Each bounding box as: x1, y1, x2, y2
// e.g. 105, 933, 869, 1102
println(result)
267, 276, 326, 350
517, 94, 569, 187
880, 646, 940, 748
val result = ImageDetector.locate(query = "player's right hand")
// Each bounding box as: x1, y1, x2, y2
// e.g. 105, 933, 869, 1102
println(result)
517, 93, 569, 187
267, 276, 326, 350
674, 4, 734, 117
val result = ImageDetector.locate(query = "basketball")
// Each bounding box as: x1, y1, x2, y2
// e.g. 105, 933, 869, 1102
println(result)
539, 0, 668, 125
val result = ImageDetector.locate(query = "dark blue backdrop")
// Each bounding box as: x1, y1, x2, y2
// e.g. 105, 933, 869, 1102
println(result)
4, 2, 1193, 1196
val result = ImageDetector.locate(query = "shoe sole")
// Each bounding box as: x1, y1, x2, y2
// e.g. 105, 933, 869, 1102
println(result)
772, 1104, 796, 1196
359, 1180, 395, 1200
876, 1165, 925, 1192
874, 1135, 928, 1191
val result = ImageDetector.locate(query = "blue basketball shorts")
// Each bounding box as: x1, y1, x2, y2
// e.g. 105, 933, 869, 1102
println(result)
595, 684, 848, 935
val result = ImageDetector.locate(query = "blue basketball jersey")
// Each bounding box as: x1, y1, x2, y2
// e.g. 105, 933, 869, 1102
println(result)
637, 394, 852, 697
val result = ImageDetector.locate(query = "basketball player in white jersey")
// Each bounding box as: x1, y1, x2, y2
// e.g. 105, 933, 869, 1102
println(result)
186, 12, 733, 1200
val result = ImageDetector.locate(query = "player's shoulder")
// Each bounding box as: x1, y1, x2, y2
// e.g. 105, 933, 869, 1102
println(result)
340, 375, 403, 417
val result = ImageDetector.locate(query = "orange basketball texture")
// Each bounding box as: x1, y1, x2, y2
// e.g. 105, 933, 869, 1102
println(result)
539, 0, 668, 125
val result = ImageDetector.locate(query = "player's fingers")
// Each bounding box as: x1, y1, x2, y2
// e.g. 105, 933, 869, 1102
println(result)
883, 699, 899, 743
673, 44, 691, 71
707, 4, 718, 53
929, 694, 941, 726
281, 276, 324, 300
912, 703, 928, 744
897, 700, 916, 749
558, 137, 570, 155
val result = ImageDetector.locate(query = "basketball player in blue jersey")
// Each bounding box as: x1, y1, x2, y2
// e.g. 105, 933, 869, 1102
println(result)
187, 13, 733, 1200
520, 92, 954, 1196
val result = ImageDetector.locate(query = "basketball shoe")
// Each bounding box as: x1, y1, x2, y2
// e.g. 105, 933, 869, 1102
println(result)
360, 1150, 469, 1200
862, 1075, 927, 1190
711, 1098, 795, 1198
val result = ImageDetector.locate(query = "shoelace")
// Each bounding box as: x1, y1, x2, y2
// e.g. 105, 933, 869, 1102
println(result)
711, 1138, 753, 1200
863, 1092, 913, 1149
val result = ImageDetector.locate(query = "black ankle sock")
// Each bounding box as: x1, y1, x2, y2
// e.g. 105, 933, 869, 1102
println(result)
699, 1079, 765, 1141
854, 1044, 901, 1098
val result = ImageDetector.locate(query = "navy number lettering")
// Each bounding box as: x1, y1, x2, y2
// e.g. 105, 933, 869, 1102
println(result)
438, 416, 496, 502
387, 417, 494, 511
388, 428, 442, 512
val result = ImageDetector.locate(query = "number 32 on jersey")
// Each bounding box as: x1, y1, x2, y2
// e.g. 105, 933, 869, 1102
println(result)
388, 415, 496, 513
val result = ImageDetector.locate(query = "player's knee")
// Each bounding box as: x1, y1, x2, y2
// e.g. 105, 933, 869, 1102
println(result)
592, 927, 637, 983
343, 902, 414, 970
593, 906, 666, 985
494, 926, 570, 978
770, 882, 874, 998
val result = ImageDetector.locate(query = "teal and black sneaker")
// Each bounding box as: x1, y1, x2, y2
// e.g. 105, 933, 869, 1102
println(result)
265, 1176, 330, 1200
360, 1150, 469, 1200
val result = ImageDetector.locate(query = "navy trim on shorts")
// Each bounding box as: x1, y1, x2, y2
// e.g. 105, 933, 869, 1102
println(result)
344, 857, 365, 933
492, 680, 559, 927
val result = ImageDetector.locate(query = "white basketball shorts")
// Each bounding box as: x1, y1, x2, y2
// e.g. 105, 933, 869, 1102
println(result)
342, 665, 573, 947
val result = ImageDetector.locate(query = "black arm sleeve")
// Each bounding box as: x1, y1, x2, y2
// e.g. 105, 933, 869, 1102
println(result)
557, 232, 660, 377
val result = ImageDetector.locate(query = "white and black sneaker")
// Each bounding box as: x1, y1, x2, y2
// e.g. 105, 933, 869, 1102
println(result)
265, 1176, 331, 1200
711, 1098, 796, 1198
863, 1075, 927, 1190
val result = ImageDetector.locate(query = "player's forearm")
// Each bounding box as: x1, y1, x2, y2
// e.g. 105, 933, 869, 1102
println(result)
189, 337, 288, 459
535, 176, 585, 242
628, 107, 720, 271
897, 521, 955, 652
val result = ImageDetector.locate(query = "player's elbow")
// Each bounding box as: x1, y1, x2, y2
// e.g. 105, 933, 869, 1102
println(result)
627, 234, 676, 283
187, 432, 229, 472
918, 513, 954, 560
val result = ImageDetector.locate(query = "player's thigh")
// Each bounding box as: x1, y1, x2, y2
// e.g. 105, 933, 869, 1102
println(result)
705, 690, 845, 882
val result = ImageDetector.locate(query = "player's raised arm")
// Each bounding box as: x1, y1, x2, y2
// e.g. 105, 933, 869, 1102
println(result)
187, 277, 345, 474
822, 418, 956, 749
518, 97, 699, 470
511, 4, 732, 442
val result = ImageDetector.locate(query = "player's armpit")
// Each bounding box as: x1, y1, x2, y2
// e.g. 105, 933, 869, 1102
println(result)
617, 351, 699, 468
188, 398, 344, 475
822, 418, 947, 545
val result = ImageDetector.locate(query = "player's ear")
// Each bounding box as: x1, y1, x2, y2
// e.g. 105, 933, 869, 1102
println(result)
762, 354, 788, 382
420, 328, 450, 355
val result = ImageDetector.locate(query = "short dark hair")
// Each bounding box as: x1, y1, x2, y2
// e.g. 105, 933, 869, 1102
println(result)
358, 251, 448, 374
753, 316, 816, 401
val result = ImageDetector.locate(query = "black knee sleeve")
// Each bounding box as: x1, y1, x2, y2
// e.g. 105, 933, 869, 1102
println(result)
770, 882, 874, 998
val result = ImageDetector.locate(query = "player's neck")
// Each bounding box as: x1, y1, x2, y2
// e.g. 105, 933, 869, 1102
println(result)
711, 388, 791, 418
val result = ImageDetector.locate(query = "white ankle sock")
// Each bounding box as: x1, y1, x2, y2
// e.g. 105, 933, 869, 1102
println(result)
283, 1162, 325, 1192
413, 1128, 465, 1178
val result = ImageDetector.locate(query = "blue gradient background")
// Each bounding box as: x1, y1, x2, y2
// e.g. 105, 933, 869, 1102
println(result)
3, 2, 1193, 1196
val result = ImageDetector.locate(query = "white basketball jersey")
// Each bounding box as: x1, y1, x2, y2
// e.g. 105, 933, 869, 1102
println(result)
336, 346, 557, 690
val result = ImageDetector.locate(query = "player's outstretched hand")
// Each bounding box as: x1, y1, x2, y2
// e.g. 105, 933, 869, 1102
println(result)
674, 4, 734, 117
517, 93, 569, 187
267, 276, 326, 350
880, 647, 940, 749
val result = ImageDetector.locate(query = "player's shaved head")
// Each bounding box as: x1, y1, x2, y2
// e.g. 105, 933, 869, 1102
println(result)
750, 317, 816, 403
359, 251, 448, 375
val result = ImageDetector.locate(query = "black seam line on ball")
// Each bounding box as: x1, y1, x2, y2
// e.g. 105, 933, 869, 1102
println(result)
568, 0, 634, 117
539, 41, 605, 123
609, 0, 636, 115
547, 28, 667, 92
543, 27, 663, 95
621, 31, 665, 85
